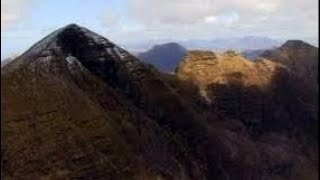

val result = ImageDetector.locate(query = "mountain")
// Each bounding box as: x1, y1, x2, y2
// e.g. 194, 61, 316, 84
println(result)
261, 40, 318, 86
176, 50, 318, 179
177, 50, 318, 135
1, 56, 16, 68
180, 36, 282, 52
1, 24, 207, 179
1, 58, 11, 68
1, 24, 318, 180
137, 42, 187, 73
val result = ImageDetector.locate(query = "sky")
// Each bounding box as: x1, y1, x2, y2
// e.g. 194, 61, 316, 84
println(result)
1, 0, 319, 59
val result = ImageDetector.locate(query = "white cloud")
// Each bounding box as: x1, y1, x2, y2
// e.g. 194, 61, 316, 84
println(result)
255, 2, 280, 13
111, 0, 318, 43
204, 16, 217, 24
125, 0, 286, 26
127, 0, 215, 25
101, 8, 121, 27
1, 0, 32, 28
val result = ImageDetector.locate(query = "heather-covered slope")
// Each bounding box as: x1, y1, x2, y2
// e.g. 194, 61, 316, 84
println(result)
177, 50, 282, 90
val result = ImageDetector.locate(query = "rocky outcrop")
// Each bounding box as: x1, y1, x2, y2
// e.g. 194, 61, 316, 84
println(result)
176, 50, 282, 90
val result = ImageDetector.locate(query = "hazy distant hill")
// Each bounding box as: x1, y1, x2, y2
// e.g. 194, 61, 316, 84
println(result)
241, 49, 268, 60
137, 42, 187, 73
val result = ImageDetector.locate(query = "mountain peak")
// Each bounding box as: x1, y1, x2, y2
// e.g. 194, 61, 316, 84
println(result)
19, 24, 115, 59
152, 42, 186, 51
281, 40, 313, 49
3, 24, 136, 75
64, 23, 82, 29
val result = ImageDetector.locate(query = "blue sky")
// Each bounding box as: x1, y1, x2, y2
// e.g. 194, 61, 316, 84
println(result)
1, 0, 319, 59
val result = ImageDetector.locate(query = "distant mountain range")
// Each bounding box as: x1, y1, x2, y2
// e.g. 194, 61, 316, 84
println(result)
180, 36, 282, 52
136, 37, 283, 72
241, 49, 269, 60
126, 36, 285, 53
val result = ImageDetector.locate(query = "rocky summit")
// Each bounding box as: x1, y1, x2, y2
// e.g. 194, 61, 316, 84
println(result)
1, 24, 318, 180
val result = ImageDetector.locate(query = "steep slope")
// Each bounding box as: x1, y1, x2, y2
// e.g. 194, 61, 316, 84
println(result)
138, 43, 187, 73
1, 24, 207, 180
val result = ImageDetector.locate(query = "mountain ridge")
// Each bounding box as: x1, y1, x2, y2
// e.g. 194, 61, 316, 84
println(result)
1, 24, 318, 180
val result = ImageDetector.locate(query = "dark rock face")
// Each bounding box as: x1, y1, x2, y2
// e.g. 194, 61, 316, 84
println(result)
138, 42, 187, 73
1, 24, 318, 180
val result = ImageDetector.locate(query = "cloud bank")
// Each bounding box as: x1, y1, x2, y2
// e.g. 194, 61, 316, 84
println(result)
103, 0, 318, 44
1, 0, 32, 28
